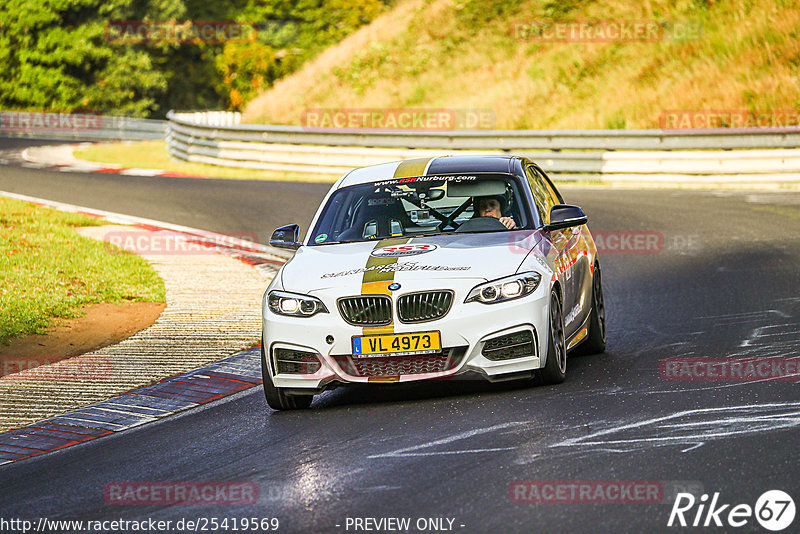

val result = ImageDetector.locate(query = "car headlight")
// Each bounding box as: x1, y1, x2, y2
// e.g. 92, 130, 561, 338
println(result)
268, 290, 328, 317
465, 273, 542, 304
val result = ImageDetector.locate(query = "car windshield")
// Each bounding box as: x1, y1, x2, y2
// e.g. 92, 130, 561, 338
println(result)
308, 173, 531, 245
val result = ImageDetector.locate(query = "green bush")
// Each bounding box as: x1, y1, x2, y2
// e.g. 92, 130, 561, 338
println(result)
0, 0, 392, 117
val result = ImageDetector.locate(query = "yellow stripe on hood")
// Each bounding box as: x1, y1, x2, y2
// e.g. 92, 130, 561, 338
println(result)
358, 157, 433, 334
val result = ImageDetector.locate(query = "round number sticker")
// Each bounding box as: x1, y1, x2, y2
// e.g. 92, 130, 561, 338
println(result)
755, 490, 796, 532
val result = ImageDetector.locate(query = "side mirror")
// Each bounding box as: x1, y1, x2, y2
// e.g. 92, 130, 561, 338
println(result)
544, 205, 588, 231
270, 224, 302, 250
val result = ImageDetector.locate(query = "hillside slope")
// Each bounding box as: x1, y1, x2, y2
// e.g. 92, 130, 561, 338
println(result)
243, 0, 800, 129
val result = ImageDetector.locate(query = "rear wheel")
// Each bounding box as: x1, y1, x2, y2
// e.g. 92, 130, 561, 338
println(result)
261, 342, 313, 410
575, 262, 606, 355
539, 289, 567, 384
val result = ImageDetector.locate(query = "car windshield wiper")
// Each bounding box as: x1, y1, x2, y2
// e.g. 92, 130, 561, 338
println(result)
310, 240, 356, 245
406, 232, 448, 238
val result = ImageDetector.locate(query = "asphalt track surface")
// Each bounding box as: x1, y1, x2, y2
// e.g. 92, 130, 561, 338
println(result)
1, 139, 800, 533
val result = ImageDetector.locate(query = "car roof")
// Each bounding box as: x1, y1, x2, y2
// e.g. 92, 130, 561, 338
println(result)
336, 155, 523, 189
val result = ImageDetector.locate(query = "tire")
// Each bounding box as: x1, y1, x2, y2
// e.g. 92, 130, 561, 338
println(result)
539, 289, 567, 384
574, 261, 606, 355
260, 342, 313, 411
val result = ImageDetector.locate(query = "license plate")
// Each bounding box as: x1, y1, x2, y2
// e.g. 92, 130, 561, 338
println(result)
352, 331, 441, 358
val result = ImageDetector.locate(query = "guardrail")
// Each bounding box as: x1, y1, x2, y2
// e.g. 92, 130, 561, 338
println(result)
5, 109, 798, 181
166, 110, 800, 181
0, 111, 166, 141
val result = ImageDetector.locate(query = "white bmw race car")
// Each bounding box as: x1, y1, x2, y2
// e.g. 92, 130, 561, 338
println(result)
261, 155, 606, 410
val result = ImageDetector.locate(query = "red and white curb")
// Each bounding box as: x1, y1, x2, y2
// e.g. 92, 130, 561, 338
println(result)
0, 346, 264, 466
0, 191, 291, 276
0, 142, 214, 179
0, 192, 292, 465
28, 142, 217, 178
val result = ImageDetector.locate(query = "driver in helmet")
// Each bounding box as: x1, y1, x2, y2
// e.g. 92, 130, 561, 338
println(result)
474, 195, 516, 229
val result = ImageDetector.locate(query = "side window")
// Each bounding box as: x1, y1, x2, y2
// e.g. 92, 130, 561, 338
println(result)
536, 166, 563, 206
526, 165, 554, 224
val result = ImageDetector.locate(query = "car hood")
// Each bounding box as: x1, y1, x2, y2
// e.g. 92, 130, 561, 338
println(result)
280, 230, 544, 294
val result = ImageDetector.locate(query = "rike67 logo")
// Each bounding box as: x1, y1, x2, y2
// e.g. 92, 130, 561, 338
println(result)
668, 490, 795, 531
371, 244, 438, 258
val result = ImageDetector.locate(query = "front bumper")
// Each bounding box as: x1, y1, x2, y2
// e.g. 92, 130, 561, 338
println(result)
262, 281, 551, 390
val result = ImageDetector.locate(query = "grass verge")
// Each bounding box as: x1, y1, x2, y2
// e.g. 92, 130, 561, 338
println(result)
0, 197, 166, 345
74, 141, 339, 183
244, 0, 799, 130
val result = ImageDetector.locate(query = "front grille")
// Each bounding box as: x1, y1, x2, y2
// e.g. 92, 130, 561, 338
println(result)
397, 291, 454, 323
482, 330, 535, 361
337, 295, 392, 326
274, 348, 321, 375
334, 347, 466, 378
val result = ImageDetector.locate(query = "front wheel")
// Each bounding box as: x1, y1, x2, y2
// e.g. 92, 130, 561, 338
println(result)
261, 343, 313, 410
539, 289, 567, 384
574, 261, 606, 355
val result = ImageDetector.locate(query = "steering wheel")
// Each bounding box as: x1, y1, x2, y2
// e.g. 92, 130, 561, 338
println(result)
436, 197, 474, 232
454, 216, 508, 233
